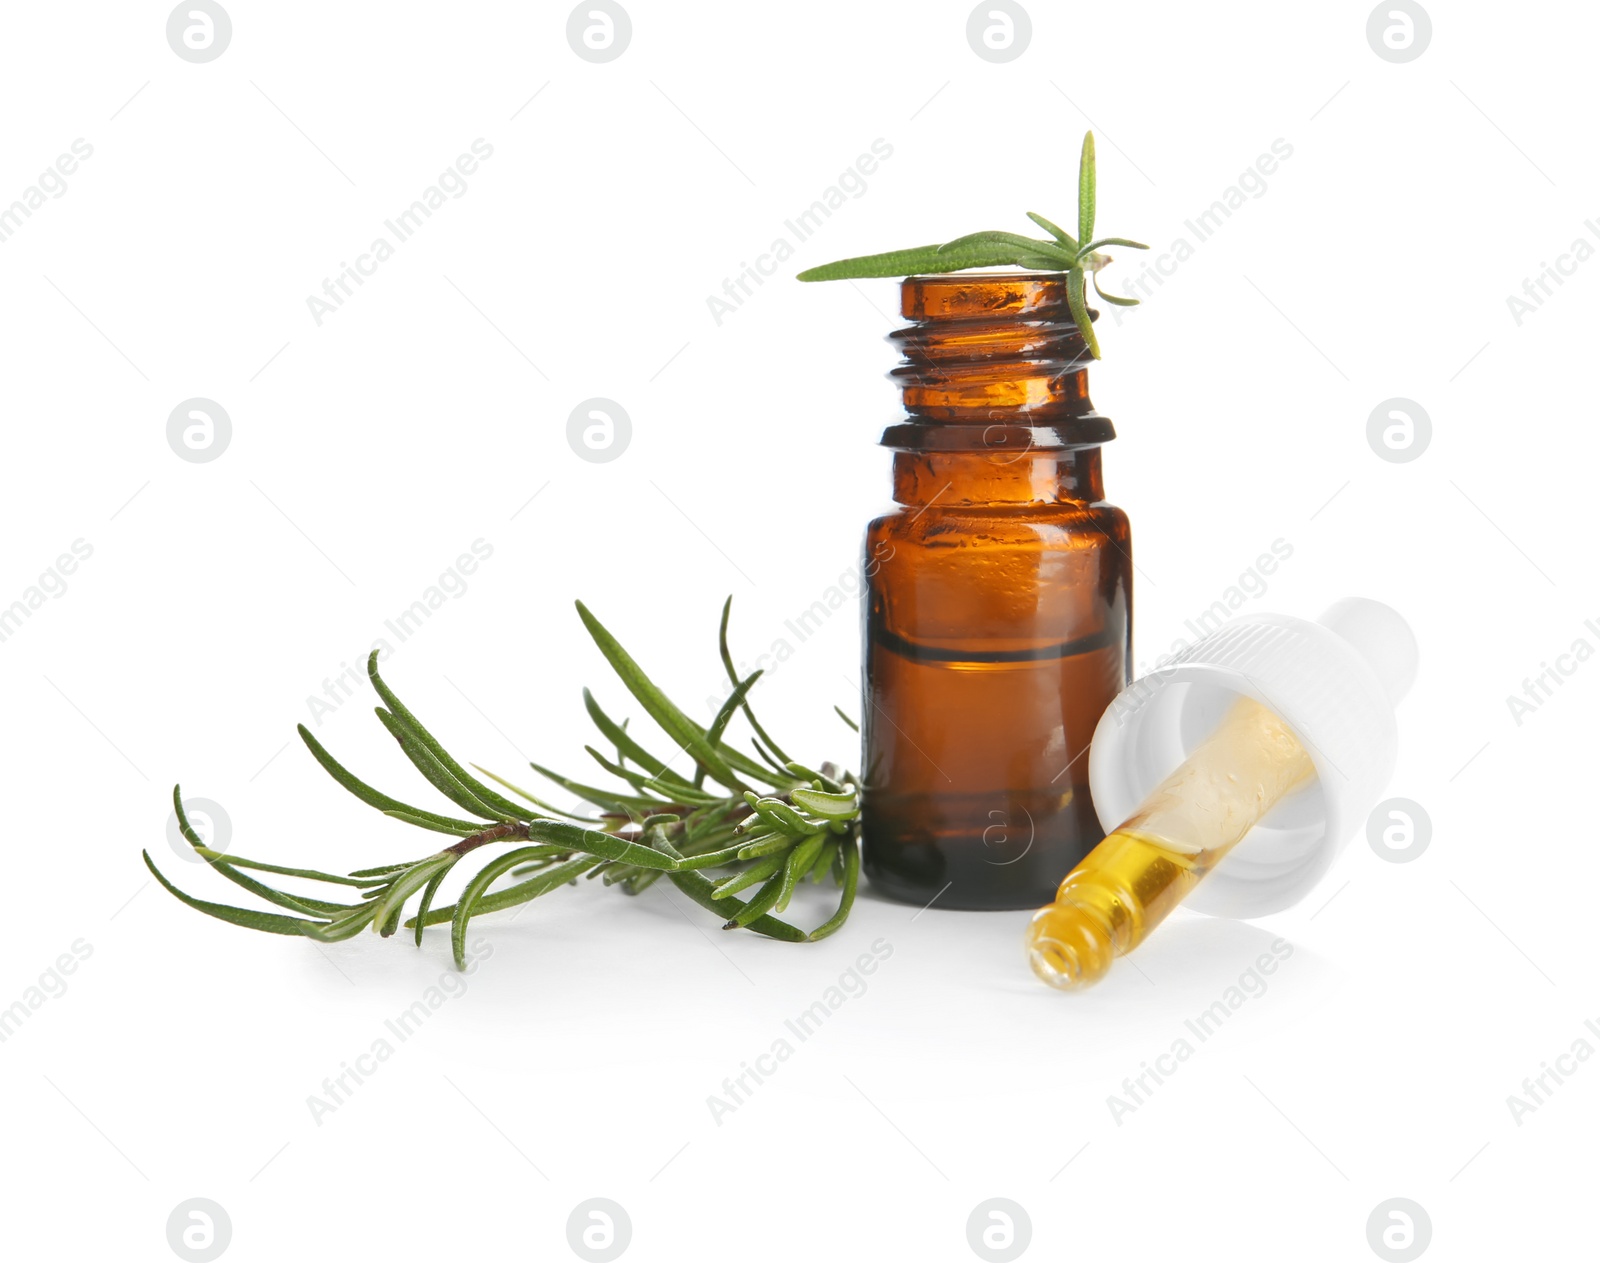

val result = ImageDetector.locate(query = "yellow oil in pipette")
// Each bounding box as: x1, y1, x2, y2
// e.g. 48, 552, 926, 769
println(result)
1027, 693, 1315, 990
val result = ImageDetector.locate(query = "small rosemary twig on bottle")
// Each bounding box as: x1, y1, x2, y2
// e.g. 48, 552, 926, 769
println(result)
148, 600, 861, 968
797, 131, 1147, 359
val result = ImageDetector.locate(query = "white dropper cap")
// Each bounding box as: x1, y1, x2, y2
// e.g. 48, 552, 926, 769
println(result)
1086, 598, 1419, 918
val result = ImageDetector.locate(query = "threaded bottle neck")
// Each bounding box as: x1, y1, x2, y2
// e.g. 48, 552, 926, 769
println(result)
882, 272, 1112, 459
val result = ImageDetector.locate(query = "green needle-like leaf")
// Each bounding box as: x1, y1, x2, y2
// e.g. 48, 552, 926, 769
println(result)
582, 689, 695, 789
470, 765, 598, 822
375, 708, 510, 822
367, 653, 536, 821
370, 854, 455, 935
806, 840, 860, 941
1025, 211, 1079, 252
719, 598, 791, 765
414, 861, 455, 946
773, 835, 826, 914
712, 853, 787, 899
1078, 131, 1096, 245
583, 746, 721, 804
798, 241, 1051, 281
699, 670, 761, 789
528, 761, 673, 815
144, 851, 329, 939
797, 131, 1138, 363
450, 847, 547, 968
298, 724, 482, 835
1093, 273, 1140, 307
1067, 268, 1100, 362
937, 230, 1073, 263
790, 787, 858, 820
728, 867, 789, 928
575, 600, 747, 791
1078, 236, 1148, 255
805, 840, 837, 884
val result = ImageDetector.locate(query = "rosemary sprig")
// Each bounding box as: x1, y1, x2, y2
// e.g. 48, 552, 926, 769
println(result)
147, 599, 862, 968
796, 131, 1147, 359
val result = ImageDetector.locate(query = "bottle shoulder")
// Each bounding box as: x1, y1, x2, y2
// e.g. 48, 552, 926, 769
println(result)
868, 500, 1130, 541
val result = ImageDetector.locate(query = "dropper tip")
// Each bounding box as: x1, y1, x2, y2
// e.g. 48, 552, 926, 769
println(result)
1026, 901, 1115, 991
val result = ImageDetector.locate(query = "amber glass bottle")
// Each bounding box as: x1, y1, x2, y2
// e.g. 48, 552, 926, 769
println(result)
861, 272, 1132, 910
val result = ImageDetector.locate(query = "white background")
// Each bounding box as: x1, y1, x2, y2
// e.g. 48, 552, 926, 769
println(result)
1, 2, 1593, 1259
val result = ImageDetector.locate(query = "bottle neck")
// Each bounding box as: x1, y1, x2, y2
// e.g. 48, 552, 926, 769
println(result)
892, 448, 1105, 506
881, 272, 1114, 507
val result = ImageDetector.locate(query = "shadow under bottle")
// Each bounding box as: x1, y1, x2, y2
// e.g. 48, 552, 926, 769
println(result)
861, 272, 1132, 911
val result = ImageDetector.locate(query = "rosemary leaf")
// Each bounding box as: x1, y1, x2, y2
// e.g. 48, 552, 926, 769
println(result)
583, 745, 721, 804
1078, 131, 1096, 245
718, 598, 791, 765
366, 653, 536, 821
450, 847, 550, 968
806, 840, 861, 941
143, 851, 329, 939
805, 840, 837, 884
470, 765, 600, 822
937, 230, 1072, 261
711, 853, 786, 899
375, 707, 510, 822
582, 689, 695, 788
773, 835, 826, 914
797, 240, 1046, 282
527, 761, 673, 816
190, 848, 386, 888
370, 854, 456, 934
1068, 268, 1100, 361
574, 600, 755, 791
1078, 235, 1148, 255
728, 867, 789, 928
699, 670, 761, 789
205, 858, 351, 918
1093, 273, 1140, 307
297, 724, 482, 835
414, 860, 456, 946
790, 787, 858, 820
1025, 211, 1078, 251
382, 809, 480, 836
